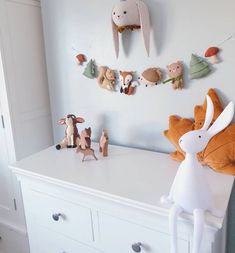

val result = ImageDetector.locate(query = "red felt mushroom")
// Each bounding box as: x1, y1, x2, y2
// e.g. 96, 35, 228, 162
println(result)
204, 47, 220, 64
75, 54, 86, 65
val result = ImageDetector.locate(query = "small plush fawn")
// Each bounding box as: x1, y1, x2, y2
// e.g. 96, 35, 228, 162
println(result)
161, 95, 234, 253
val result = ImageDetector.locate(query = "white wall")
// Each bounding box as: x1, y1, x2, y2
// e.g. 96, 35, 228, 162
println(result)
41, 0, 235, 153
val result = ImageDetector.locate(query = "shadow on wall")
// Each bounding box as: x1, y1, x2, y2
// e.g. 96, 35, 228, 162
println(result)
148, 0, 168, 55
120, 0, 168, 57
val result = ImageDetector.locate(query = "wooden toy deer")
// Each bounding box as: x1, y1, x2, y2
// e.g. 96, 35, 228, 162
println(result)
99, 129, 109, 157
161, 96, 234, 253
56, 114, 85, 150
76, 127, 98, 162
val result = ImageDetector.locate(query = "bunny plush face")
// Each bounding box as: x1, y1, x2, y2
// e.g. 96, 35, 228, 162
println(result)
178, 95, 234, 155
112, 1, 140, 27
179, 130, 211, 154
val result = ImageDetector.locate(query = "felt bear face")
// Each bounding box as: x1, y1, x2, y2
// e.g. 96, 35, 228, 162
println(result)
167, 62, 183, 78
112, 1, 140, 27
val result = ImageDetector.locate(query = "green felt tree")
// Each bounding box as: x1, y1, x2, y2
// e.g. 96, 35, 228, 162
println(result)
190, 54, 211, 79
83, 59, 96, 79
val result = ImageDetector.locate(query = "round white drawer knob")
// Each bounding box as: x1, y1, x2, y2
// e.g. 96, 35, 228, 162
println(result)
132, 242, 142, 252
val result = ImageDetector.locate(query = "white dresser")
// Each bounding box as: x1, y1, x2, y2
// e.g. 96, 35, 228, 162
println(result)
11, 144, 234, 253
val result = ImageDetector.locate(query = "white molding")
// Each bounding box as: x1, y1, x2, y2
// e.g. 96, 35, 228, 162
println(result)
0, 217, 27, 235
6, 0, 40, 7
12, 167, 220, 232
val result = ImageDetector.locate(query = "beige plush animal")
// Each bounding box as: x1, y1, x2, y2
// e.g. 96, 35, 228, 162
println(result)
163, 61, 184, 89
139, 68, 162, 87
97, 66, 116, 91
56, 114, 85, 150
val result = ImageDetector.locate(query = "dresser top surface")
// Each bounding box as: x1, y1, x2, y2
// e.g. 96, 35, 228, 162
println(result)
11, 144, 234, 229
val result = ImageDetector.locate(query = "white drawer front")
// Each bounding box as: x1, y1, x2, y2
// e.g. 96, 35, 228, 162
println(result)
25, 189, 94, 243
99, 213, 189, 253
28, 223, 102, 253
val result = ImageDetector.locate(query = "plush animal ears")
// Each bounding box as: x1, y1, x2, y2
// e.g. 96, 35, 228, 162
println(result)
112, 0, 150, 58
75, 117, 85, 124
202, 95, 234, 137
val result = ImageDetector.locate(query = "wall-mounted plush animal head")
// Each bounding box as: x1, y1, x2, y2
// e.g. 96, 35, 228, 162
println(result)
112, 0, 150, 58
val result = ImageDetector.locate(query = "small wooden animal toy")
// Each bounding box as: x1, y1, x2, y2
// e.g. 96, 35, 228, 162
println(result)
75, 54, 86, 65
76, 127, 98, 162
56, 114, 85, 150
97, 66, 116, 91
163, 61, 184, 89
138, 68, 162, 87
99, 129, 109, 157
112, 0, 150, 58
161, 96, 234, 253
119, 71, 138, 95
76, 146, 98, 162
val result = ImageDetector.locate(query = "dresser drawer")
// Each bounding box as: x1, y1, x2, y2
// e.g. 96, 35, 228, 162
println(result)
28, 223, 102, 253
25, 189, 94, 243
99, 213, 189, 253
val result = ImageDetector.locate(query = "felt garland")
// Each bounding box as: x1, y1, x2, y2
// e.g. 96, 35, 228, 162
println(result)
73, 33, 235, 93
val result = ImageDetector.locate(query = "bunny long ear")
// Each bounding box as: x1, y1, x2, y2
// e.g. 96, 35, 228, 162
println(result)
112, 17, 119, 58
136, 0, 150, 56
201, 95, 214, 130
207, 101, 234, 137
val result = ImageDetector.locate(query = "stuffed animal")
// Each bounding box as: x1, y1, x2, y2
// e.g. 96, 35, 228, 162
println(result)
76, 127, 98, 162
99, 129, 109, 157
112, 0, 150, 58
164, 89, 235, 175
163, 61, 184, 89
97, 66, 116, 91
119, 71, 138, 95
138, 68, 162, 87
56, 114, 85, 150
161, 95, 234, 253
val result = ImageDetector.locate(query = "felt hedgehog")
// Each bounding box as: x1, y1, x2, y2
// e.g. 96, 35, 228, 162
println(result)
138, 68, 162, 87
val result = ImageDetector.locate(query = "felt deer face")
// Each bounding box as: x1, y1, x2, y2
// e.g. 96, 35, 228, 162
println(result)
112, 0, 150, 58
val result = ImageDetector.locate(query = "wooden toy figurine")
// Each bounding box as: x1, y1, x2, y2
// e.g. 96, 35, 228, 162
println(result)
76, 127, 98, 162
56, 114, 85, 150
161, 96, 234, 253
99, 129, 109, 157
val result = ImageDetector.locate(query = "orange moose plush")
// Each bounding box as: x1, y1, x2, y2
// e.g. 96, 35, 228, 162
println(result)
164, 88, 235, 175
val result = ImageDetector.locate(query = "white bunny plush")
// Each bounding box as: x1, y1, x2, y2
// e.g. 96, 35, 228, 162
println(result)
161, 95, 234, 253
112, 0, 150, 58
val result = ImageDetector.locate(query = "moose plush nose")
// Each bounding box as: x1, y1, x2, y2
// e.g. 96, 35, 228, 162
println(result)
117, 15, 120, 18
